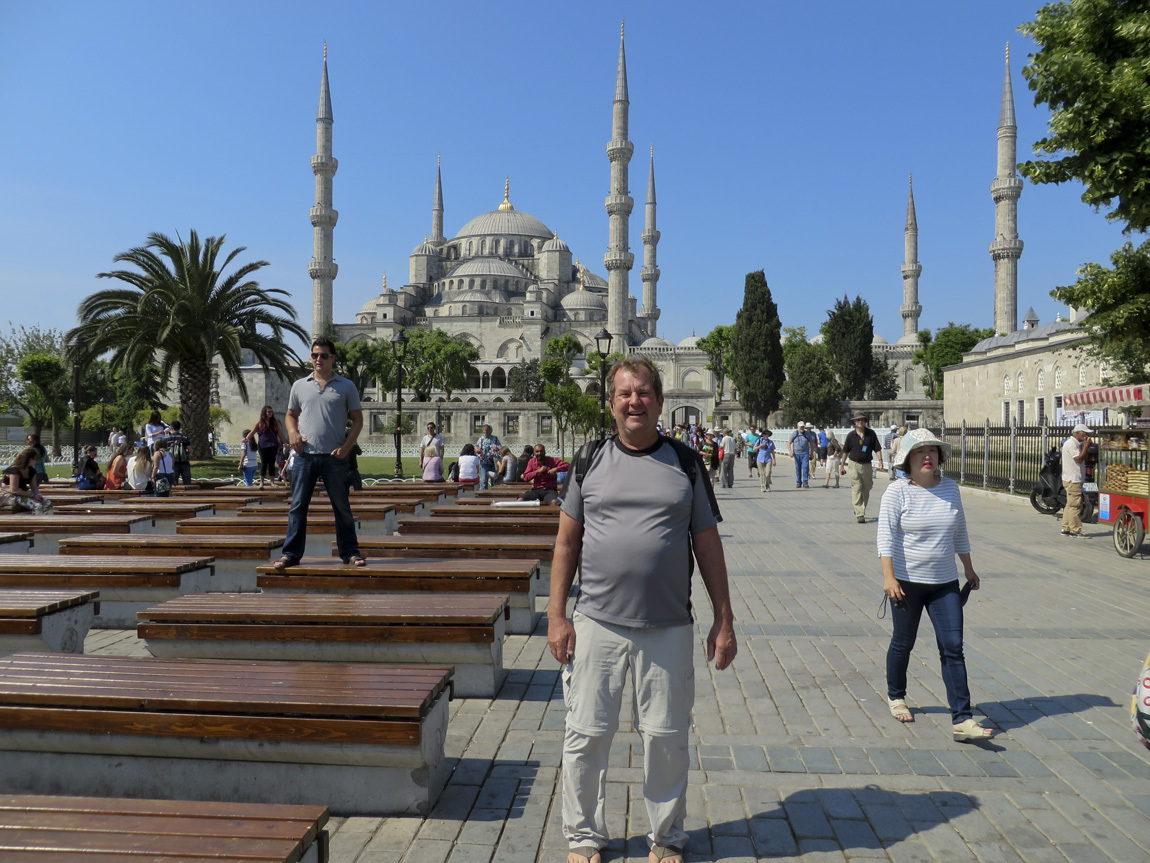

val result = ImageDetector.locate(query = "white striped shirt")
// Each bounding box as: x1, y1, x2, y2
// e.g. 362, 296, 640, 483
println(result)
876, 477, 971, 584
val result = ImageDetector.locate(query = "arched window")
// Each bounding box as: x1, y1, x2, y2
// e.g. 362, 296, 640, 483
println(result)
467, 241, 473, 256
466, 369, 481, 389
682, 369, 703, 390
480, 239, 486, 254
461, 305, 468, 316
1079, 365, 1087, 386
1037, 369, 1045, 390
491, 367, 507, 389
494, 239, 500, 255
1017, 372, 1025, 394
481, 371, 490, 389
1003, 374, 1011, 396
1054, 366, 1063, 389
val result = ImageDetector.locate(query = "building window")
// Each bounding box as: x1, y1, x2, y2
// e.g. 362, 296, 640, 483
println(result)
437, 414, 453, 435
481, 371, 490, 389
1003, 375, 1011, 396
1036, 369, 1045, 391
903, 414, 920, 428
1054, 395, 1063, 410
1017, 372, 1025, 394
1036, 397, 1045, 426
471, 414, 486, 434
1054, 366, 1063, 389
529, 310, 536, 317
1002, 401, 1010, 424
1079, 365, 1087, 386
539, 414, 553, 435
1017, 399, 1025, 425
504, 414, 520, 436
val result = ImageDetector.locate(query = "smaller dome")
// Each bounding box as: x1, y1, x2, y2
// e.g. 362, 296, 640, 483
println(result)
446, 257, 531, 280
542, 235, 570, 252
574, 262, 608, 289
871, 334, 889, 345
454, 288, 510, 303
412, 241, 439, 255
560, 290, 607, 311
641, 336, 674, 348
677, 335, 700, 348
809, 334, 825, 345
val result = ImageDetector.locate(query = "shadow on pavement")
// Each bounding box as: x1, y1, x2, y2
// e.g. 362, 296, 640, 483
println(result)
981, 693, 1119, 732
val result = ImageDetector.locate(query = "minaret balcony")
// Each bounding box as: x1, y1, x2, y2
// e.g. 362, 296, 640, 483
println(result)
988, 238, 1024, 259
308, 260, 339, 280
603, 251, 634, 270
641, 266, 660, 281
606, 140, 634, 161
641, 229, 660, 244
900, 263, 922, 279
310, 207, 339, 228
604, 195, 634, 217
311, 155, 338, 174
900, 304, 922, 317
989, 177, 1022, 201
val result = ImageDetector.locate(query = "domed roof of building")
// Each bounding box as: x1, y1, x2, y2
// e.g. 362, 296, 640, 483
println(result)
574, 262, 608, 289
412, 240, 439, 255
446, 257, 531, 280
542, 234, 570, 252
871, 334, 889, 345
452, 288, 510, 304
677, 335, 700, 348
640, 336, 674, 348
454, 209, 552, 240
809, 334, 825, 345
560, 289, 607, 311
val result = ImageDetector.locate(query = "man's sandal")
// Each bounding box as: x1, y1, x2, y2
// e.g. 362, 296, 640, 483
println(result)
953, 719, 994, 741
345, 554, 367, 567
567, 847, 602, 863
888, 698, 914, 722
272, 556, 298, 572
650, 844, 684, 861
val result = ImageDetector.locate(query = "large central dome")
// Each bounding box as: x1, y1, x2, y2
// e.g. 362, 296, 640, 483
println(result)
454, 208, 552, 240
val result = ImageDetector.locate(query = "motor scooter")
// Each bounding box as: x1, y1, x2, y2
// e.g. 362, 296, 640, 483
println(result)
1030, 444, 1098, 522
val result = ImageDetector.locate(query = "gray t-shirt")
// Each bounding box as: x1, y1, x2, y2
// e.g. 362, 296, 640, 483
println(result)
287, 373, 361, 455
561, 438, 721, 629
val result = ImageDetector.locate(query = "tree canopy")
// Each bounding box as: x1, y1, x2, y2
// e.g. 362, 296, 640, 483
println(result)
1020, 0, 1150, 232
821, 295, 874, 399
780, 327, 842, 425
70, 230, 308, 459
401, 329, 479, 401
730, 270, 785, 422
540, 334, 597, 455
866, 350, 901, 401
337, 339, 395, 398
914, 323, 995, 400
696, 325, 734, 404
507, 358, 545, 402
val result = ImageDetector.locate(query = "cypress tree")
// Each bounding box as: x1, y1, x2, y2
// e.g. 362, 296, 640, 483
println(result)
821, 295, 874, 399
730, 270, 784, 422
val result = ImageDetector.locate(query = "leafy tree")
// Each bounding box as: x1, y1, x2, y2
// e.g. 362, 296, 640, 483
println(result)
583, 350, 627, 381
401, 329, 479, 401
730, 270, 784, 422
780, 327, 842, 425
821, 295, 874, 399
865, 350, 901, 401
70, 230, 308, 459
1019, 0, 1150, 233
543, 333, 584, 379
1051, 239, 1150, 382
0, 325, 67, 446
337, 339, 396, 398
508, 359, 545, 402
17, 353, 68, 443
696, 325, 735, 404
913, 323, 995, 400
538, 334, 597, 456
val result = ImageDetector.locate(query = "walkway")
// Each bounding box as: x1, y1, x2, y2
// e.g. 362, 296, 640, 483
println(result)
88, 463, 1150, 861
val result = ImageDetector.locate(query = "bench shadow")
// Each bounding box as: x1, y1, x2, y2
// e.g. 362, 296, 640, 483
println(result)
433, 757, 542, 821
697, 786, 980, 861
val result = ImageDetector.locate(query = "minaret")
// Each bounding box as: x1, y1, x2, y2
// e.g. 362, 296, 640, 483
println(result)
431, 154, 444, 245
604, 22, 634, 348
308, 44, 338, 338
899, 174, 922, 343
989, 43, 1023, 335
639, 146, 660, 338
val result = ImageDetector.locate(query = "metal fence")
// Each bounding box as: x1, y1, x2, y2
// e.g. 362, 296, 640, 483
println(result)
933, 422, 1115, 495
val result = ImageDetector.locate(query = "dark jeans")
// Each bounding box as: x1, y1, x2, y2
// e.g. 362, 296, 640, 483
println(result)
886, 579, 971, 722
259, 446, 279, 479
283, 453, 359, 562
173, 461, 192, 486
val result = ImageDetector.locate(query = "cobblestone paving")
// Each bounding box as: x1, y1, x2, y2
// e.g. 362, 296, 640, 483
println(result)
87, 469, 1150, 861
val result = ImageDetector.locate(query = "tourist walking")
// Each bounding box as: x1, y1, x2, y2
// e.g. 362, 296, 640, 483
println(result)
1060, 423, 1092, 538
250, 406, 286, 488
755, 429, 776, 492
878, 428, 992, 741
275, 337, 365, 569
745, 425, 760, 477
549, 356, 734, 863
823, 437, 842, 488
719, 428, 736, 488
237, 432, 260, 486
841, 413, 883, 522
817, 426, 830, 468
788, 421, 813, 488
167, 421, 193, 486
475, 424, 501, 490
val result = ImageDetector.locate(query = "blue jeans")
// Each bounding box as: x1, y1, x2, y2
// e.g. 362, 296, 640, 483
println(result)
282, 453, 359, 562
793, 452, 810, 485
886, 579, 971, 722
242, 465, 257, 486
478, 460, 493, 490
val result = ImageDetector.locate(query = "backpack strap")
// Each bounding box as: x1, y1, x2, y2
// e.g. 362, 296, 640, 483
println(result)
664, 436, 722, 522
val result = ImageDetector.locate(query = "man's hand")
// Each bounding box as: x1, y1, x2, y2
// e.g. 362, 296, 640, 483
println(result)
331, 444, 348, 460
706, 619, 737, 670
289, 431, 308, 455
548, 615, 576, 664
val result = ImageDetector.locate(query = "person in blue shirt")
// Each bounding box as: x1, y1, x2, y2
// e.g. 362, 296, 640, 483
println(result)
817, 426, 830, 468
788, 421, 813, 488
754, 430, 776, 492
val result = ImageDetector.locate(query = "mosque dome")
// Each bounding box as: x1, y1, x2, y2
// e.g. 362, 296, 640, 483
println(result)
542, 234, 570, 252
453, 288, 510, 304
574, 262, 608, 289
446, 257, 531, 281
677, 335, 700, 348
454, 209, 552, 240
871, 334, 889, 345
412, 240, 439, 255
560, 289, 607, 311
640, 336, 674, 348
809, 334, 825, 345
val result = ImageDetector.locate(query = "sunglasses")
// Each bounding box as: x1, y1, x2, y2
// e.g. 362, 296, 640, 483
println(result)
310, 352, 332, 360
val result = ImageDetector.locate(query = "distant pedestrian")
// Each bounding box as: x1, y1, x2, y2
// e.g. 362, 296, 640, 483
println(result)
788, 421, 813, 488
744, 425, 760, 477
823, 437, 842, 488
817, 426, 829, 467
237, 430, 259, 486
167, 421, 192, 486
754, 429, 776, 492
719, 428, 736, 488
841, 413, 883, 522
1060, 423, 1092, 538
475, 424, 501, 490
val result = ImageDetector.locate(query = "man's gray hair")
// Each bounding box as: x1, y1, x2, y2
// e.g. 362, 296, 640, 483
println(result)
606, 356, 663, 402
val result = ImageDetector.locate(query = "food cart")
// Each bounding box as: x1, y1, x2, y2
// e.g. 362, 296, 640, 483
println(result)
1065, 384, 1149, 557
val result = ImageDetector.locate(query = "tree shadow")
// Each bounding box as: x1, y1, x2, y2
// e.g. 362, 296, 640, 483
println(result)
979, 693, 1119, 733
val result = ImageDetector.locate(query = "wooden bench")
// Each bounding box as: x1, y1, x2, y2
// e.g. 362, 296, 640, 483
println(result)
0, 652, 452, 815
38, 487, 143, 501
0, 515, 154, 554
54, 501, 215, 533
0, 534, 33, 554
58, 535, 273, 593
430, 503, 560, 518
0, 555, 216, 628
0, 590, 98, 655
241, 502, 409, 522
175, 516, 363, 559
256, 558, 542, 634
354, 534, 556, 576
138, 593, 510, 697
0, 793, 331, 863
160, 495, 261, 511
397, 515, 558, 537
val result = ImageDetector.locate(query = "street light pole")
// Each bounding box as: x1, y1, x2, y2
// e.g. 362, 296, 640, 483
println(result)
594, 328, 613, 439
66, 334, 85, 473
391, 331, 408, 479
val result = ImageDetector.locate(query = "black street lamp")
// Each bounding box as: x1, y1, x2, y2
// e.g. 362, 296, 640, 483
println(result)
594, 328, 613, 439
391, 330, 408, 479
66, 334, 85, 472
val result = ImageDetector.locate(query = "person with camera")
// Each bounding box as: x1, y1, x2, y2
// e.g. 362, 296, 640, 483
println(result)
877, 428, 991, 742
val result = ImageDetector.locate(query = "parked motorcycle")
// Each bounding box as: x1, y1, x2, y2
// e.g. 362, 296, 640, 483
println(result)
1030, 444, 1099, 522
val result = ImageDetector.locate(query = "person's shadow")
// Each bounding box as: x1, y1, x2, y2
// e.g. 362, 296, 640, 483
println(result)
978, 693, 1119, 734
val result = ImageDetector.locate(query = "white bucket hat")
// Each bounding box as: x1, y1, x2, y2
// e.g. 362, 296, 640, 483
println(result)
892, 427, 952, 470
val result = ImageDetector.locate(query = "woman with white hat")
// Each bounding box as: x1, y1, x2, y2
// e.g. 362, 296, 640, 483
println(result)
877, 428, 992, 741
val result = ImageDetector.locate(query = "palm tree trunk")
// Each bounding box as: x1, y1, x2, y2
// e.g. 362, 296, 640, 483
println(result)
178, 358, 213, 460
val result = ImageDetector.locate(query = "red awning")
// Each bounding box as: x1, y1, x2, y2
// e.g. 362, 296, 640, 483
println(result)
1063, 384, 1150, 410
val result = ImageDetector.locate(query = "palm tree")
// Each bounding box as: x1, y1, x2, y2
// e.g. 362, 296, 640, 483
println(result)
69, 230, 308, 459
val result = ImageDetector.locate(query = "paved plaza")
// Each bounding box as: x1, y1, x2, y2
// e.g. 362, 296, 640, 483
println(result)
88, 466, 1150, 862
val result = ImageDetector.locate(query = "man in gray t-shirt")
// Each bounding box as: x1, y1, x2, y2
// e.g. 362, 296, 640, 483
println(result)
549, 357, 736, 863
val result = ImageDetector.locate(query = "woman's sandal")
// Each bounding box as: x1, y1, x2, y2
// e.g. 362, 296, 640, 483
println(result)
888, 698, 914, 722
272, 555, 298, 572
953, 718, 994, 741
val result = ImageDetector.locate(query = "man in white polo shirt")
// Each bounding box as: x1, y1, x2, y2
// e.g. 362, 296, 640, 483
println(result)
1060, 423, 1092, 538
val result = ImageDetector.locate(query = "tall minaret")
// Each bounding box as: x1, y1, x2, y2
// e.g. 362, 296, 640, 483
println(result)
899, 174, 922, 343
989, 44, 1023, 335
431, 154, 445, 245
604, 22, 634, 348
308, 44, 338, 338
639, 146, 660, 338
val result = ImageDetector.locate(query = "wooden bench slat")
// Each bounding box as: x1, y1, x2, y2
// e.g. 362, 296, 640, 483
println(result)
0, 793, 328, 824
139, 623, 495, 644
0, 591, 100, 616
0, 555, 214, 575
0, 826, 309, 861
0, 621, 40, 635
139, 594, 508, 624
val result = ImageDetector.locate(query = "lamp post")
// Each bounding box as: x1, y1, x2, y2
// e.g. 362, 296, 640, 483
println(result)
391, 330, 408, 479
594, 328, 612, 439
66, 334, 85, 472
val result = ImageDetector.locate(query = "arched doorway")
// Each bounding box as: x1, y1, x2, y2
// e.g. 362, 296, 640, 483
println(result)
670, 404, 703, 428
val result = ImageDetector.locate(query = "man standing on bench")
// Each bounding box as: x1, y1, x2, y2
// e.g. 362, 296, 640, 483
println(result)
548, 356, 737, 863
275, 336, 366, 569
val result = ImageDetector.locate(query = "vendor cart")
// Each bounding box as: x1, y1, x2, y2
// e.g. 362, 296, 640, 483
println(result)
1065, 384, 1150, 557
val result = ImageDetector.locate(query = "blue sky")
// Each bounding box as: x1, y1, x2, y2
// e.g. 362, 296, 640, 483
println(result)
0, 0, 1132, 349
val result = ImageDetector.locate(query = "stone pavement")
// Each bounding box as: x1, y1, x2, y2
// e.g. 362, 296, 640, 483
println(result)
88, 464, 1150, 862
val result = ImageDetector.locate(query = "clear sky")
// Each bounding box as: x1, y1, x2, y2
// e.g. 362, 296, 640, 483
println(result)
0, 0, 1132, 350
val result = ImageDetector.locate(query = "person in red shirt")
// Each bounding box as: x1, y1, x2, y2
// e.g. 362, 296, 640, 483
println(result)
518, 444, 570, 505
